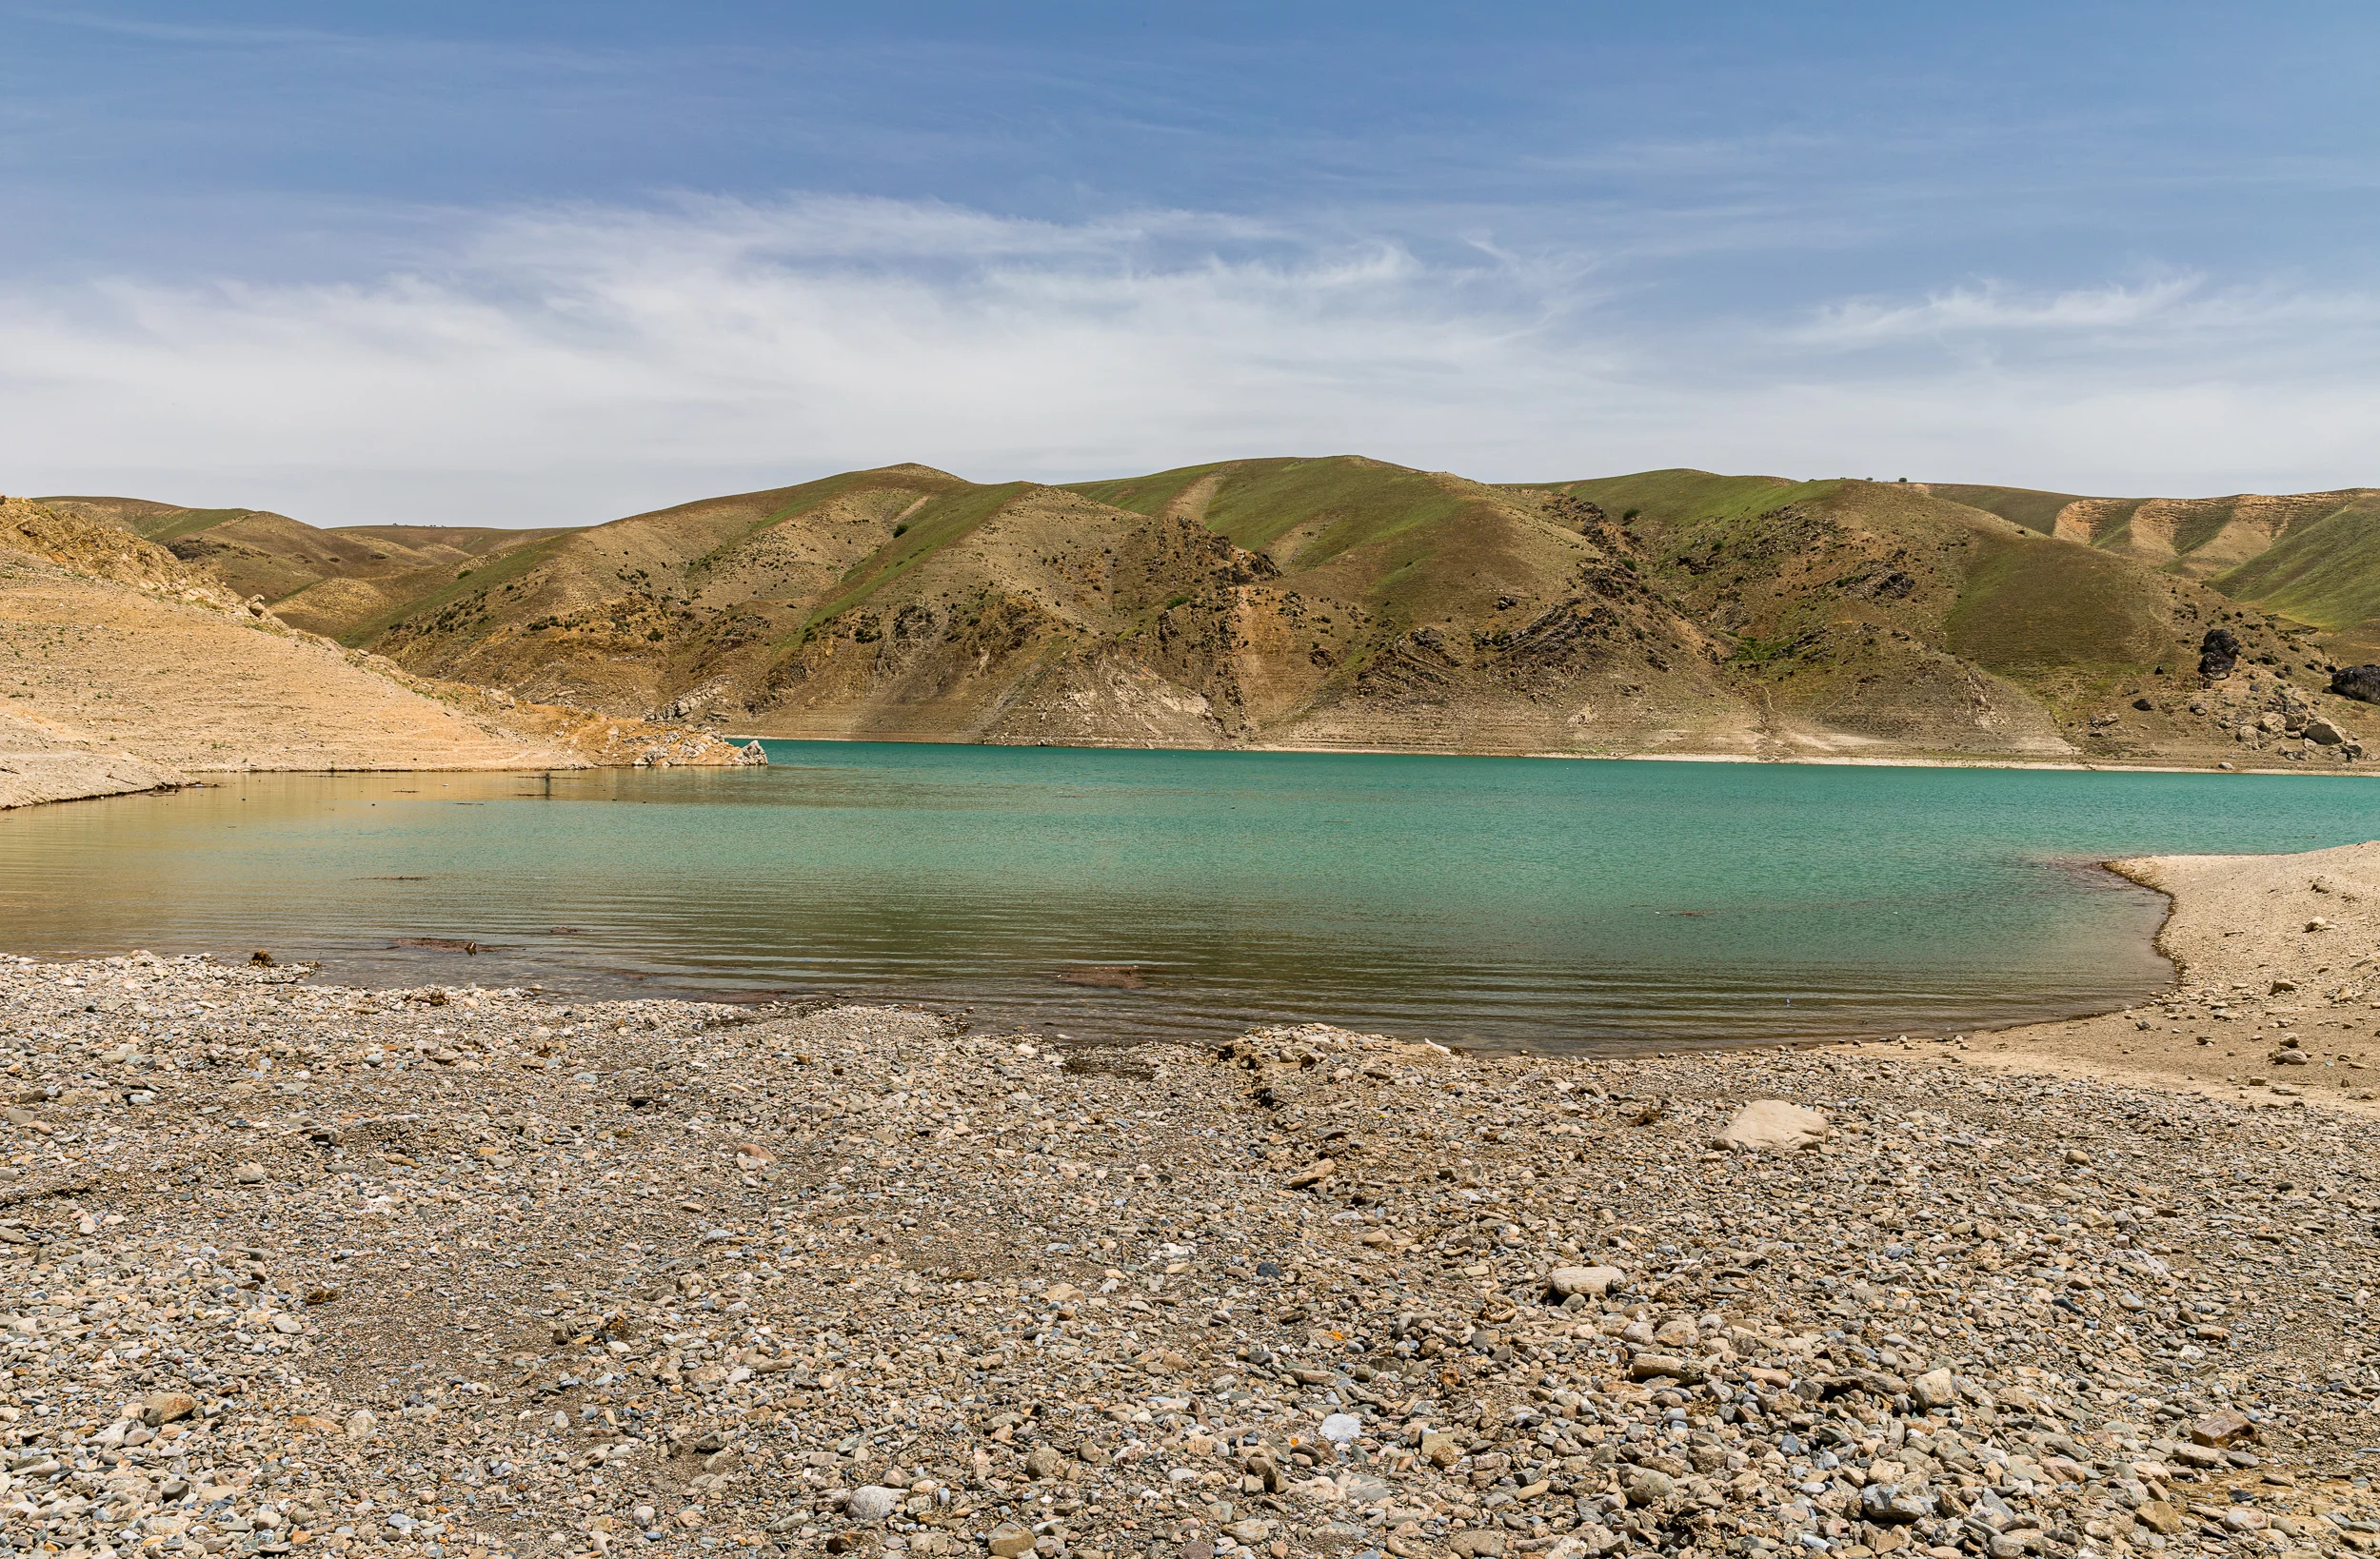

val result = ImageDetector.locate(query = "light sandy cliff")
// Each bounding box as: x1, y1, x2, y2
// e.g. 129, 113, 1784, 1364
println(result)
0, 707, 188, 810
0, 496, 760, 807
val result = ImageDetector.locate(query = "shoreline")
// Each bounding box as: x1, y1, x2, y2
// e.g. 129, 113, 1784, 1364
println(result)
733, 732, 2370, 780
7, 842, 2380, 1557
0, 780, 2291, 1057
8, 733, 2366, 817
1930, 839, 2380, 1117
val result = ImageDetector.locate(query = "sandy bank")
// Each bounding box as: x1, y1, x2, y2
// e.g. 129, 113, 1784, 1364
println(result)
1922, 841, 2380, 1118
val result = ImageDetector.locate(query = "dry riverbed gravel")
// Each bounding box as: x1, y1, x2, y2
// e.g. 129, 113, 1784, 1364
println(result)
8, 955, 2380, 1559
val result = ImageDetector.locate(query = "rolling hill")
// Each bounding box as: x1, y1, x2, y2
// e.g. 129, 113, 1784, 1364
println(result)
303, 458, 1748, 754
31, 494, 576, 629
1930, 482, 2380, 661
0, 497, 763, 807
38, 462, 2380, 768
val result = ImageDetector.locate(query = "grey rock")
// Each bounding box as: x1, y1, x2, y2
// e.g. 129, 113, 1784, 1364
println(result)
844, 1485, 900, 1523
1860, 1484, 1934, 1525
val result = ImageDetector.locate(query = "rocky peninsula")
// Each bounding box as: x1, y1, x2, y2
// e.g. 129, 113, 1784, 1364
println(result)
6, 846, 2380, 1559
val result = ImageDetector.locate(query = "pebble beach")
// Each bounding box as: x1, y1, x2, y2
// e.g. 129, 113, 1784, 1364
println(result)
8, 848, 2380, 1559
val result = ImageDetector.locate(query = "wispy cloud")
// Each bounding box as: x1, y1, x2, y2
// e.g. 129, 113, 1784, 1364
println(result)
1803, 276, 2211, 343
0, 7, 354, 47
1, 194, 2374, 522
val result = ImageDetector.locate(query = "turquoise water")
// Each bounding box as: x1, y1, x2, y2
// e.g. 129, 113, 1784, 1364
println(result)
4, 744, 2376, 1050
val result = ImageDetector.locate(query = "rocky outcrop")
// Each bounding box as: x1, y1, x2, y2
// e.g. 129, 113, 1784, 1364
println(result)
2197, 627, 2241, 679
2330, 663, 2380, 704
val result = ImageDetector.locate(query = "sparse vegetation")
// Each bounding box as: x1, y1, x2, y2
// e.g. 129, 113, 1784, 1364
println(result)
33, 459, 2380, 764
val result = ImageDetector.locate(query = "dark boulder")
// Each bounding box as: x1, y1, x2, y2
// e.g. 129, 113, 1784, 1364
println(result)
2330, 664, 2380, 705
2198, 629, 2241, 679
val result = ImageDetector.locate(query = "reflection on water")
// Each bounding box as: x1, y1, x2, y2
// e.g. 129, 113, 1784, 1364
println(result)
4, 743, 2374, 1051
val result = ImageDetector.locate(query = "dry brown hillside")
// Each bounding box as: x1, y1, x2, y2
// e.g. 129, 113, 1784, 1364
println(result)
0, 497, 761, 807
356, 460, 1770, 756
34, 493, 574, 624
43, 460, 2380, 770
320, 458, 2376, 767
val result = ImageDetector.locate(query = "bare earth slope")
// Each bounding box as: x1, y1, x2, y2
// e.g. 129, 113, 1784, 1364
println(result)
0, 498, 776, 805
34, 493, 576, 625
0, 501, 570, 786
0, 568, 571, 776
48, 463, 2380, 767
0, 708, 187, 810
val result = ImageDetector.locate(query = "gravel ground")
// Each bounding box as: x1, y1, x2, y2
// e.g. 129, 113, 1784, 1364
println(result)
8, 954, 2380, 1559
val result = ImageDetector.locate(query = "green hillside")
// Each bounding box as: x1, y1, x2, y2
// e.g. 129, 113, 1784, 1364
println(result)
2213, 493, 2380, 656
40, 459, 2380, 766
1520, 469, 1825, 540
1927, 483, 2102, 536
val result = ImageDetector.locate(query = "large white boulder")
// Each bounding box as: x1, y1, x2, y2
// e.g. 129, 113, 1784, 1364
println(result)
1716, 1099, 1830, 1152
1547, 1264, 1626, 1298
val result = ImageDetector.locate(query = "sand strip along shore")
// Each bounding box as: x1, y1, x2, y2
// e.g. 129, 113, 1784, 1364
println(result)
6, 847, 2380, 1559
1885, 840, 2380, 1119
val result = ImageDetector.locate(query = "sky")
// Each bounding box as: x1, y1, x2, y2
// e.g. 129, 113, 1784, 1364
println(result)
1, 1, 2375, 524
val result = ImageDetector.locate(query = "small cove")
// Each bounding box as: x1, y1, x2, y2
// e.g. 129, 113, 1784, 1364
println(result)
6, 743, 2376, 1051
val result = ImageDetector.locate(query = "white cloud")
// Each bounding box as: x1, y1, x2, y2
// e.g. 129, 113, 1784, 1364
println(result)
1801, 275, 2211, 343
1798, 274, 2380, 351
0, 194, 2374, 522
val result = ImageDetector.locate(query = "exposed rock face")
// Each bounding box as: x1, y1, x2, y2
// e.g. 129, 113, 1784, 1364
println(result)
2199, 627, 2242, 679
41, 465, 2380, 767
2330, 663, 2380, 704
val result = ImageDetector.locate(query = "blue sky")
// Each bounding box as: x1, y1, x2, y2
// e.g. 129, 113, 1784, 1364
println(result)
2, 2, 2374, 523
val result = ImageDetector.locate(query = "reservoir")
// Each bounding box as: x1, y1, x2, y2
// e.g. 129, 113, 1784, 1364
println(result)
6, 744, 2374, 1050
